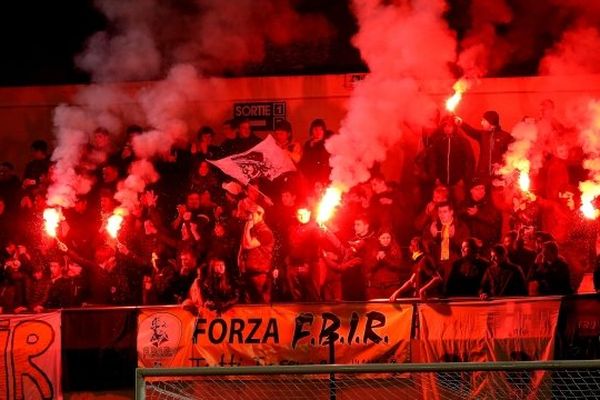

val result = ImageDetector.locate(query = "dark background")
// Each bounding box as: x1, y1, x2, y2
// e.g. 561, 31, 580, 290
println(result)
0, 0, 567, 86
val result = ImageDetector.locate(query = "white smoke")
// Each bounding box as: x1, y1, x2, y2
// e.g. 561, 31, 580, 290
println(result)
75, 0, 162, 82
501, 119, 541, 185
112, 64, 225, 212
76, 0, 331, 82
47, 106, 95, 208
457, 0, 512, 78
577, 100, 600, 207
539, 24, 600, 76
114, 159, 159, 211
46, 85, 137, 209
326, 0, 456, 188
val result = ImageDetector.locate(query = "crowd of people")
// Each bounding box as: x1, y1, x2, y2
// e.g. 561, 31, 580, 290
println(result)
0, 101, 598, 314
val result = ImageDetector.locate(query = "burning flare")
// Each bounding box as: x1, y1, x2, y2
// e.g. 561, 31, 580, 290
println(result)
107, 209, 125, 239
316, 187, 342, 226
445, 79, 469, 113
580, 200, 599, 220
43, 208, 62, 238
579, 182, 600, 220
297, 208, 311, 225
518, 170, 531, 193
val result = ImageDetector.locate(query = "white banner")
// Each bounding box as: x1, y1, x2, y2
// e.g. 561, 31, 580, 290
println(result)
209, 135, 296, 184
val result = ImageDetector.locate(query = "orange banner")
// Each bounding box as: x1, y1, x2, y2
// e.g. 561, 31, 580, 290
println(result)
138, 303, 413, 367
417, 298, 561, 399
0, 311, 61, 400
137, 308, 196, 368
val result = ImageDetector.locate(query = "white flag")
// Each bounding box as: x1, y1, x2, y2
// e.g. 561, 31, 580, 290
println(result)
208, 135, 296, 185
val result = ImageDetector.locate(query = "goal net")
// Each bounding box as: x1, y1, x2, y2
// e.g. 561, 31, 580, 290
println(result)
136, 360, 600, 400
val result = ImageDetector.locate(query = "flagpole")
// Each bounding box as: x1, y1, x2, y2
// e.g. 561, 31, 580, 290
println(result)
253, 187, 274, 206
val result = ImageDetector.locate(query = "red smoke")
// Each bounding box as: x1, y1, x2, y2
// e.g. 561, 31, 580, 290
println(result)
457, 0, 512, 78
76, 0, 332, 82
540, 24, 600, 75
326, 0, 456, 188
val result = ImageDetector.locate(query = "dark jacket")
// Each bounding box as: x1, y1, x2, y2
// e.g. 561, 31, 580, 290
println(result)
412, 253, 442, 298
46, 276, 84, 308
365, 242, 405, 290
460, 198, 502, 248
298, 139, 331, 184
202, 273, 240, 313
446, 256, 489, 297
480, 260, 527, 297
528, 256, 573, 296
462, 124, 514, 178
507, 246, 536, 279
429, 132, 475, 186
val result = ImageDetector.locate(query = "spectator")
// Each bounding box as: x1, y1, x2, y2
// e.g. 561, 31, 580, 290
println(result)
527, 241, 573, 296
480, 244, 527, 299
286, 209, 321, 302
503, 231, 536, 279
23, 139, 50, 184
459, 110, 514, 180
429, 116, 474, 203
415, 184, 449, 232
25, 265, 51, 313
190, 161, 221, 197
0, 242, 31, 313
199, 256, 240, 313
340, 214, 375, 301
217, 119, 238, 157
445, 238, 489, 297
172, 249, 199, 303
459, 178, 502, 254
232, 118, 261, 153
46, 259, 84, 309
424, 202, 470, 278
365, 228, 404, 299
191, 126, 219, 162
239, 205, 274, 303
273, 119, 302, 164
389, 236, 442, 300
0, 162, 21, 212
299, 118, 331, 185
369, 174, 409, 243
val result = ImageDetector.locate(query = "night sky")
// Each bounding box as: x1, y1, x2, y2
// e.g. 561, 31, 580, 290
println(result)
0, 1, 566, 87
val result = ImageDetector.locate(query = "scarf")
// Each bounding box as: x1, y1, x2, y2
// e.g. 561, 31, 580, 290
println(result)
440, 221, 452, 261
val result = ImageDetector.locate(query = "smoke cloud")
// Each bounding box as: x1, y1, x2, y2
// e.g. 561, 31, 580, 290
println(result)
539, 24, 600, 75
47, 106, 94, 208
77, 0, 331, 82
46, 84, 138, 208
538, 0, 600, 75
500, 119, 542, 186
576, 100, 600, 207
114, 159, 159, 212
457, 0, 512, 78
66, 0, 331, 213
326, 0, 456, 188
112, 64, 224, 212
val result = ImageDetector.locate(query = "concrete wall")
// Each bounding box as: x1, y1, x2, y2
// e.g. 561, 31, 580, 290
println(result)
1, 73, 599, 180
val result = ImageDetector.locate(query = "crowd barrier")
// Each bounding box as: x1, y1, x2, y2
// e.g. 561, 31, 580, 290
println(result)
2, 294, 600, 398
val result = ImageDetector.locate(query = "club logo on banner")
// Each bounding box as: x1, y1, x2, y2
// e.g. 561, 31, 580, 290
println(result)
0, 311, 61, 400
138, 310, 193, 368
138, 303, 413, 367
417, 298, 561, 400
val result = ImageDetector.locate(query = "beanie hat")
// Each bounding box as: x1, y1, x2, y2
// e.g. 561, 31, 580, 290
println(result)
469, 176, 489, 189
274, 119, 292, 133
483, 111, 500, 127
